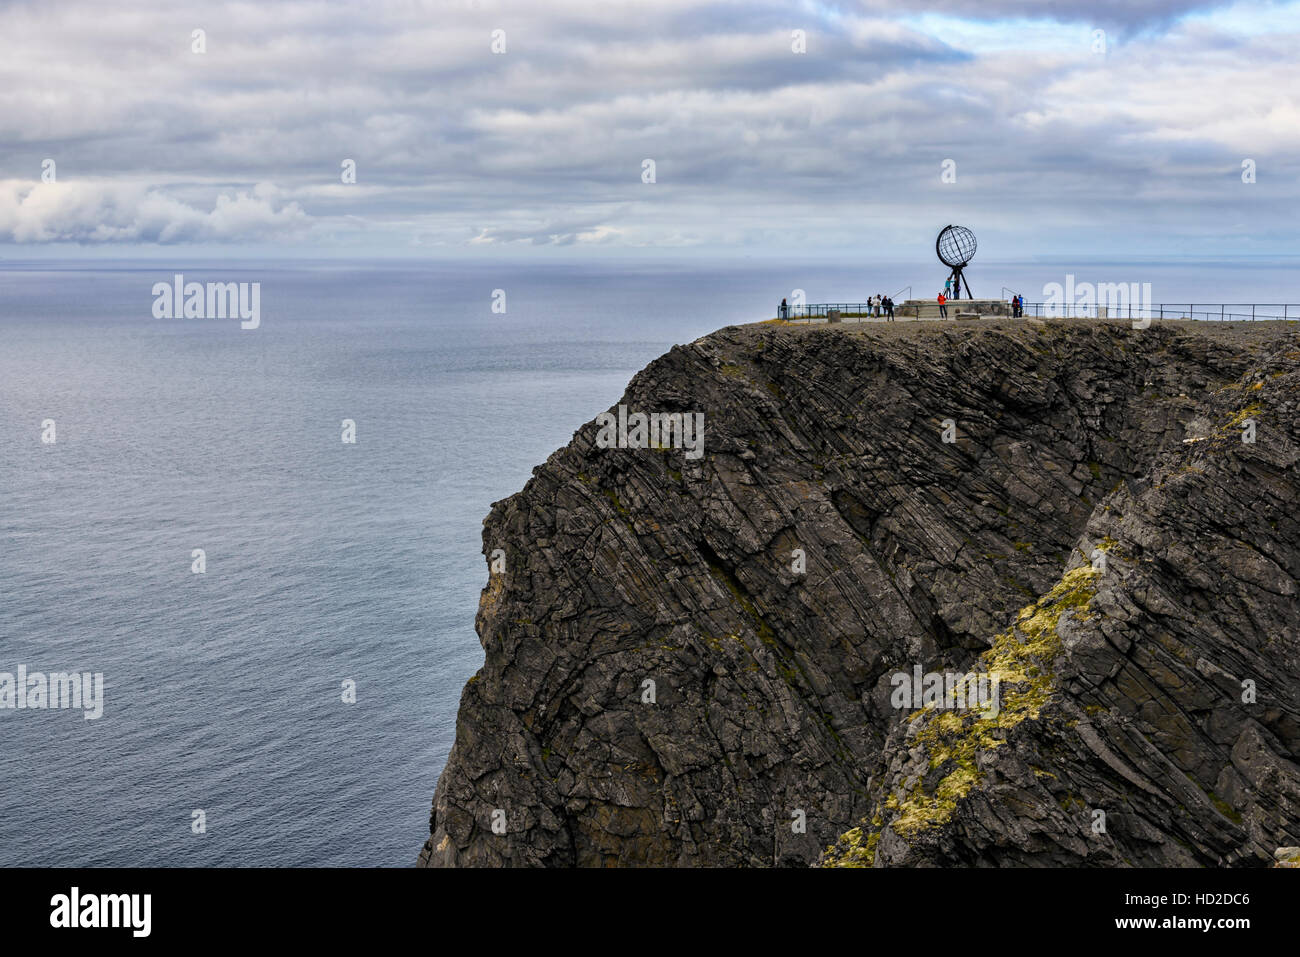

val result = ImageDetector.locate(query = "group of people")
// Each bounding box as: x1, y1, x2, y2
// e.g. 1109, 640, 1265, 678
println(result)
938, 277, 956, 317
935, 290, 1026, 319
777, 289, 1026, 322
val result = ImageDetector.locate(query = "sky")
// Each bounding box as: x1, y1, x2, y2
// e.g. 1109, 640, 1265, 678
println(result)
0, 0, 1297, 262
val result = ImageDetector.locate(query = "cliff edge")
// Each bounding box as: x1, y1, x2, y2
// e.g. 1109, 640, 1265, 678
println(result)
419, 317, 1300, 867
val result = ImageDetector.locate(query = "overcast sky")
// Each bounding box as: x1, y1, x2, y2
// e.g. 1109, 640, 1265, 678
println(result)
0, 0, 1296, 261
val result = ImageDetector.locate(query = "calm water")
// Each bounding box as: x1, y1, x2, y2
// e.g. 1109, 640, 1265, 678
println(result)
1, 257, 1295, 866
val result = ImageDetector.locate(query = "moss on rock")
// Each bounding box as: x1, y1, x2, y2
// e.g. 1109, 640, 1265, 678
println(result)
821, 557, 1105, 862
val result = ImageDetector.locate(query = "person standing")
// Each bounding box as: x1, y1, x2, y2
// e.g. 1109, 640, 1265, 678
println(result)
886, 296, 895, 321
779, 297, 788, 320
944, 277, 952, 298
938, 292, 948, 318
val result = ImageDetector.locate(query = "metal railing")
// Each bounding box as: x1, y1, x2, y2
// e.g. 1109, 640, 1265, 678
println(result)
776, 302, 1300, 322
1022, 303, 1299, 321
777, 302, 890, 320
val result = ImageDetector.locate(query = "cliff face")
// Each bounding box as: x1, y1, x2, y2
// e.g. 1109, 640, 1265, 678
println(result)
419, 318, 1300, 867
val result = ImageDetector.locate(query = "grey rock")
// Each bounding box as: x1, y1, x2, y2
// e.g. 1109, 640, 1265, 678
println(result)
418, 318, 1300, 868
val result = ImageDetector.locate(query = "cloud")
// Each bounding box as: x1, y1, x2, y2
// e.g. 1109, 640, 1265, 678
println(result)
0, 0, 1295, 256
853, 0, 1238, 30
470, 217, 623, 245
0, 180, 311, 243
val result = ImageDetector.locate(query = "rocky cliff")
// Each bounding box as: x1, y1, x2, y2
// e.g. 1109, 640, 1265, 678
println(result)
419, 317, 1300, 867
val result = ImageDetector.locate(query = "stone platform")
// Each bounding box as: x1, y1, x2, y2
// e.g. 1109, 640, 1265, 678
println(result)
898, 297, 1012, 319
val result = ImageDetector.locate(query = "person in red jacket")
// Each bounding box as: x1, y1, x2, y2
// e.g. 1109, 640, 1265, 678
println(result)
938, 292, 948, 318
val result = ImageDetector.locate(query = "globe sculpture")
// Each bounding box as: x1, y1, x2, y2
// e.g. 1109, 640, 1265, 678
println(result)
936, 224, 977, 300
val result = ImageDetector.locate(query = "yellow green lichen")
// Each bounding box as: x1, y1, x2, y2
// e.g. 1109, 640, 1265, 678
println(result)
602, 488, 631, 518
822, 553, 1108, 863
1225, 402, 1262, 430
821, 825, 881, 868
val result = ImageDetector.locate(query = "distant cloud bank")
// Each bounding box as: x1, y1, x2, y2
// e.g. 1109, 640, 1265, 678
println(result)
0, 181, 309, 243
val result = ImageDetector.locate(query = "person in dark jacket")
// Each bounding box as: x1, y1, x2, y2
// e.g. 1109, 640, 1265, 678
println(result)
779, 298, 788, 320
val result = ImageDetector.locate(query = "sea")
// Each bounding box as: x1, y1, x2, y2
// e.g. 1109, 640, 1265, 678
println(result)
1, 256, 1295, 866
